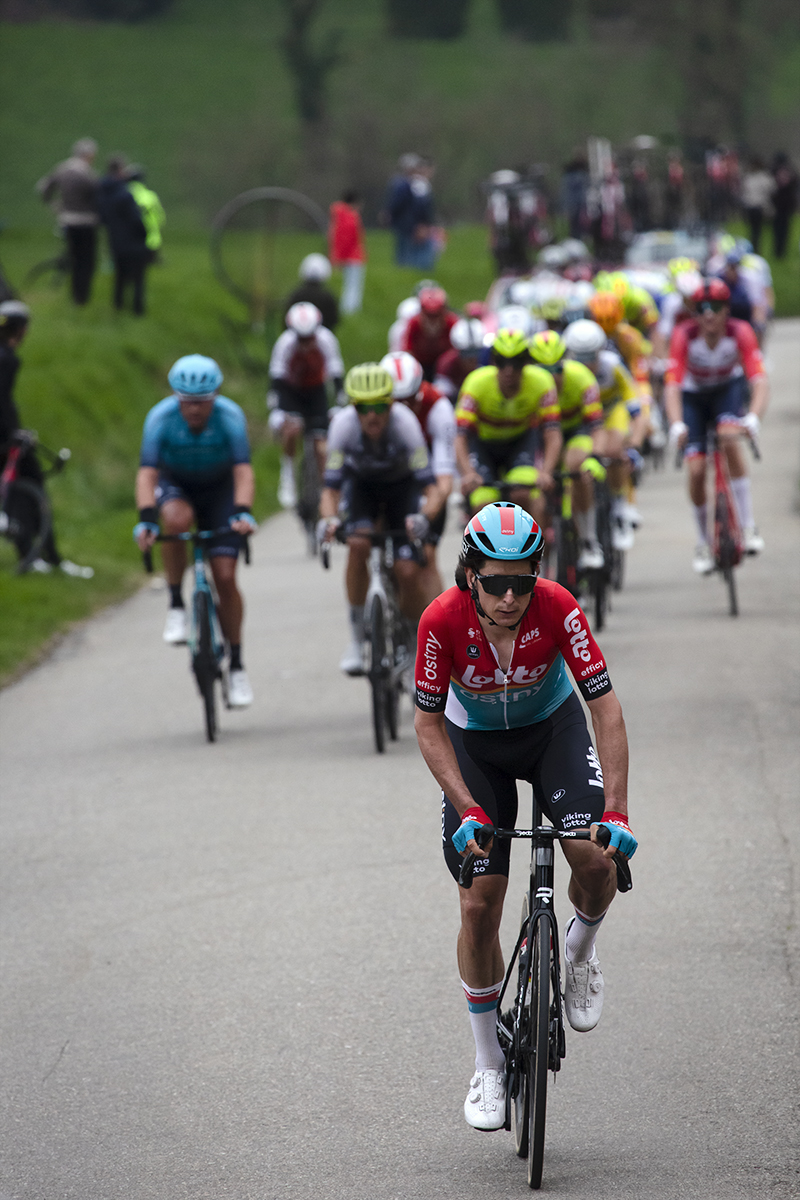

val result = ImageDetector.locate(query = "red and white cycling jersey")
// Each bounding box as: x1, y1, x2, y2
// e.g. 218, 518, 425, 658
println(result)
666, 318, 765, 392
415, 580, 612, 731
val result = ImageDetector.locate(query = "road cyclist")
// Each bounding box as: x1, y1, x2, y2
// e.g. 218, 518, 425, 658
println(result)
413, 501, 636, 1133
267, 302, 344, 510
316, 362, 440, 675
561, 319, 640, 551
380, 349, 456, 599
454, 328, 562, 526
528, 329, 606, 570
664, 278, 768, 574
134, 354, 257, 709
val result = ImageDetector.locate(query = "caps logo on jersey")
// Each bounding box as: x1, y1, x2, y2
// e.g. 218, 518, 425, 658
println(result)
466, 644, 480, 659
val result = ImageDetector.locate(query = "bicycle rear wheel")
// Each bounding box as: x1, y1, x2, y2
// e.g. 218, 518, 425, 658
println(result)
368, 596, 387, 753
3, 478, 52, 573
298, 436, 321, 556
193, 594, 219, 742
527, 916, 551, 1189
513, 895, 531, 1159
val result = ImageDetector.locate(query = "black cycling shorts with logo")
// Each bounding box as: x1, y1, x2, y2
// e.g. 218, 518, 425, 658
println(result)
441, 691, 605, 883
467, 427, 540, 487
340, 474, 421, 554
275, 381, 330, 436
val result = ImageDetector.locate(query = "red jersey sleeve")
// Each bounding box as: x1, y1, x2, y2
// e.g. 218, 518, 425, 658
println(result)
414, 596, 455, 713
665, 320, 691, 386
548, 585, 613, 701
731, 319, 766, 380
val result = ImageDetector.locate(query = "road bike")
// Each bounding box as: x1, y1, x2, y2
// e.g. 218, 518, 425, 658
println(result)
296, 429, 323, 556
0, 430, 71, 572
459, 806, 632, 1190
546, 467, 612, 632
144, 528, 250, 742
678, 427, 760, 617
322, 530, 415, 754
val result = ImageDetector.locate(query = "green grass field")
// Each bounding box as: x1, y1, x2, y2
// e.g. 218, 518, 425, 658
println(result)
0, 224, 494, 683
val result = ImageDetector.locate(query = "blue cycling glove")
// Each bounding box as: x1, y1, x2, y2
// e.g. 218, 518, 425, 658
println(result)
452, 805, 493, 855
230, 512, 258, 533
599, 811, 637, 858
133, 521, 159, 542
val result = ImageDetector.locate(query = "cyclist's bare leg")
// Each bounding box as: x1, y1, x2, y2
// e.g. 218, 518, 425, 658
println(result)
209, 555, 243, 645
456, 874, 507, 988
345, 533, 371, 605
719, 424, 747, 480
560, 840, 617, 919
312, 433, 327, 475
159, 498, 192, 585
417, 544, 444, 606
686, 453, 707, 507
393, 558, 431, 624
564, 445, 594, 515
279, 415, 303, 460
508, 484, 539, 521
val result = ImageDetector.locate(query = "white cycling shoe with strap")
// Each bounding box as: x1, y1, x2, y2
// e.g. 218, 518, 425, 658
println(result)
563, 918, 604, 1032
464, 1068, 506, 1131
163, 607, 189, 644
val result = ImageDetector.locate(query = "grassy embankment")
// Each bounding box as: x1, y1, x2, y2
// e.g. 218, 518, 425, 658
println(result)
0, 225, 494, 684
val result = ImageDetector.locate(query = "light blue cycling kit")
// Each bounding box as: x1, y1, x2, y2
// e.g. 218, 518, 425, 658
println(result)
140, 395, 251, 485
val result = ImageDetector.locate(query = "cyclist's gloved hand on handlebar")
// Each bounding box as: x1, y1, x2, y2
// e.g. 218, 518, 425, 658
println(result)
668, 421, 688, 448
452, 805, 493, 856
741, 411, 760, 440
405, 512, 429, 542
133, 506, 159, 550
316, 516, 341, 546
230, 511, 258, 534
597, 811, 637, 859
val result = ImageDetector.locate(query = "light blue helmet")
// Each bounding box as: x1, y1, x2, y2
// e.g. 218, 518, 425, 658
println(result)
735, 237, 753, 255
168, 355, 223, 396
463, 502, 544, 560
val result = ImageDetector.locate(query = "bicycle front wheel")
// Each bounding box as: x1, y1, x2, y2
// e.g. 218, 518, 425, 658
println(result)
527, 917, 551, 1189
716, 499, 739, 617
3, 478, 52, 573
513, 895, 531, 1158
193, 594, 219, 743
298, 437, 321, 556
368, 597, 387, 753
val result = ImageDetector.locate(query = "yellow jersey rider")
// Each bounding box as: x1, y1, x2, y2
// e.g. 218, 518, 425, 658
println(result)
454, 328, 561, 525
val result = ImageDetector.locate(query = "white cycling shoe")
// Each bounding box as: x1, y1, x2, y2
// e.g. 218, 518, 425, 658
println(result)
339, 639, 364, 676
227, 668, 253, 708
743, 526, 765, 555
611, 517, 635, 552
60, 559, 94, 578
692, 543, 714, 575
163, 607, 189, 644
464, 1068, 507, 1131
563, 920, 604, 1033
578, 540, 605, 571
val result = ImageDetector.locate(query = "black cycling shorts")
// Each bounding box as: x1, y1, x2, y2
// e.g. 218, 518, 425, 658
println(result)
467, 428, 540, 487
441, 691, 605, 883
155, 474, 241, 559
340, 474, 421, 556
275, 381, 330, 436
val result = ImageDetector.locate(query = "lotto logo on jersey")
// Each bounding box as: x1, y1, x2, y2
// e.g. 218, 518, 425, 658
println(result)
564, 606, 592, 663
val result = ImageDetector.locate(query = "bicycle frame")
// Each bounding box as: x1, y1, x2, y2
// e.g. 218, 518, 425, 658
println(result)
187, 538, 227, 669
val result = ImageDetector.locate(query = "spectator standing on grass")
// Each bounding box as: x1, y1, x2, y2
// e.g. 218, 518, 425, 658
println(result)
329, 191, 366, 315
97, 155, 149, 316
740, 158, 775, 255
771, 153, 798, 260
0, 302, 93, 577
386, 153, 439, 270
560, 152, 589, 240
285, 254, 339, 331
36, 138, 99, 306
126, 165, 166, 261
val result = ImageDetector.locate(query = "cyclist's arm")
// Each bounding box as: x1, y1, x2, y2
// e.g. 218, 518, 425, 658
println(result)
415, 709, 480, 821
419, 481, 441, 522
454, 430, 481, 493
586, 690, 629, 822
135, 465, 159, 509
232, 462, 254, 509
749, 374, 769, 420
318, 486, 340, 521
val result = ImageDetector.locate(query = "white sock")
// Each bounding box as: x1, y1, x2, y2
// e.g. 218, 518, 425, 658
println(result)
461, 978, 506, 1072
574, 505, 598, 543
693, 503, 708, 544
729, 476, 755, 529
280, 454, 294, 476
565, 907, 607, 964
349, 604, 365, 642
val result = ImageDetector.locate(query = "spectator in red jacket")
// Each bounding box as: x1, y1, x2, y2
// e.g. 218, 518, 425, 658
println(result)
329, 190, 366, 315
401, 286, 457, 381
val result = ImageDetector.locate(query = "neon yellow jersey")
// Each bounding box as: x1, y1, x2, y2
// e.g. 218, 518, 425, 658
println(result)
456, 365, 559, 442
594, 350, 639, 410
555, 361, 603, 434
622, 286, 658, 333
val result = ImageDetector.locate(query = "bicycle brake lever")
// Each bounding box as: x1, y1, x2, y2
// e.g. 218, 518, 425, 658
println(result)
143, 549, 153, 574
595, 824, 633, 893
458, 851, 476, 890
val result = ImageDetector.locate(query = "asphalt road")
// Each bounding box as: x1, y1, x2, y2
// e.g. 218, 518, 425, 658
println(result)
1, 320, 798, 1200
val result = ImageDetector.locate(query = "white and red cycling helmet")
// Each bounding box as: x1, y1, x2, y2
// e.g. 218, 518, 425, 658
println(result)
380, 351, 424, 400
286, 302, 322, 337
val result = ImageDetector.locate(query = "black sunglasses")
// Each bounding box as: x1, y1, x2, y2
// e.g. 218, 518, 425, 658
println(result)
355, 401, 391, 414
475, 572, 537, 596
495, 354, 528, 369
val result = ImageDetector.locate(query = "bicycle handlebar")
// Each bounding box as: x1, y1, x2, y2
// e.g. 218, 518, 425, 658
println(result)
458, 822, 633, 894
319, 528, 423, 570
141, 527, 251, 574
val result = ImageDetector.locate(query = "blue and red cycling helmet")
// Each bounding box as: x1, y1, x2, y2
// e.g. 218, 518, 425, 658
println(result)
463, 502, 544, 561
